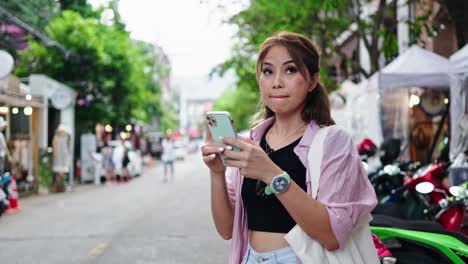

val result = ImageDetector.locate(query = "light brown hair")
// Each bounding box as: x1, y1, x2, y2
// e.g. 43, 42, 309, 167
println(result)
252, 31, 335, 127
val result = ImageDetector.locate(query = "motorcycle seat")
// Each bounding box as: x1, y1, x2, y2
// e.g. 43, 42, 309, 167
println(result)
370, 214, 468, 245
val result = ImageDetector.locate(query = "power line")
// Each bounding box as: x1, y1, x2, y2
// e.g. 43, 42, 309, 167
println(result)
16, 0, 61, 37
0, 3, 49, 36
22, 0, 51, 19
0, 5, 68, 55
21, 0, 52, 23
4, 0, 51, 29
0, 0, 61, 38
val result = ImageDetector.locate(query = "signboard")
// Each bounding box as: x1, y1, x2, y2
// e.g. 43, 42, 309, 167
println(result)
51, 88, 72, 109
80, 133, 97, 183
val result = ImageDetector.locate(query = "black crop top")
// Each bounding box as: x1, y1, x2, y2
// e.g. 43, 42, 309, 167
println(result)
241, 127, 307, 233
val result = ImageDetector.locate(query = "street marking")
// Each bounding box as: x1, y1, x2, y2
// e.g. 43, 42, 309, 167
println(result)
87, 242, 108, 259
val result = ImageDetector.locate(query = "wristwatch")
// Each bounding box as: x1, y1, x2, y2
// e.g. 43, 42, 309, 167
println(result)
265, 171, 291, 195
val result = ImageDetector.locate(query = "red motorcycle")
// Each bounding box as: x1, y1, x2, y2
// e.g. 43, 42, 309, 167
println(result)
398, 161, 465, 232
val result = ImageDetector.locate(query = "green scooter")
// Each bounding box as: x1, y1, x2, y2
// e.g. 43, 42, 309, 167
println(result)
371, 225, 467, 264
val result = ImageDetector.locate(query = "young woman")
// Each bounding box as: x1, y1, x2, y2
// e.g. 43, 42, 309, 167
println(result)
201, 32, 377, 264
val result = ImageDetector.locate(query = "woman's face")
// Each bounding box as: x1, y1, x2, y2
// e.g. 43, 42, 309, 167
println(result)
259, 45, 316, 116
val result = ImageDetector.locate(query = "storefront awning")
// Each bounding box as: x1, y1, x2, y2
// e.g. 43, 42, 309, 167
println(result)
0, 75, 44, 108
379, 45, 450, 90
449, 43, 468, 160
0, 93, 43, 108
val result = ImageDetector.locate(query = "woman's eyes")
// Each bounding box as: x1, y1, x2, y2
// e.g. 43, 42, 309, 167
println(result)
262, 68, 273, 75
286, 66, 298, 74
262, 66, 297, 76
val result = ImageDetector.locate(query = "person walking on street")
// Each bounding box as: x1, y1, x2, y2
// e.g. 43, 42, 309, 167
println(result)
121, 146, 130, 182
101, 142, 115, 184
161, 134, 175, 182
0, 117, 13, 175
201, 31, 377, 264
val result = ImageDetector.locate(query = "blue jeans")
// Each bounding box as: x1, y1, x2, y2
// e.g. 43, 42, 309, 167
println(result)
241, 243, 297, 264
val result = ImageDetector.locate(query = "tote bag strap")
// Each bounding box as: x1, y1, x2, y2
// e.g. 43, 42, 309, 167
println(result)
308, 126, 332, 199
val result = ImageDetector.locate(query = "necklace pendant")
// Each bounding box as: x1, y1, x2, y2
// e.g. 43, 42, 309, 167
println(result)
266, 147, 274, 156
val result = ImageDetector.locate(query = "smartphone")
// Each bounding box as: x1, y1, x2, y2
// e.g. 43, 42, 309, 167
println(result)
205, 111, 240, 156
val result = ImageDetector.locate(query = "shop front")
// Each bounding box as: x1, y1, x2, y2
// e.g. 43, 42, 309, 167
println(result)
374, 45, 451, 163
0, 74, 43, 194
29, 74, 76, 191
340, 45, 452, 164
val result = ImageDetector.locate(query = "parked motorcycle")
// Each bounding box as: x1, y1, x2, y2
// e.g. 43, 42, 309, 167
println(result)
359, 138, 421, 202
370, 223, 467, 264
420, 181, 468, 235
370, 181, 468, 264
359, 138, 404, 177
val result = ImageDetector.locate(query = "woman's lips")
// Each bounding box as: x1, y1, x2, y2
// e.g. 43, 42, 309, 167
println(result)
270, 95, 289, 98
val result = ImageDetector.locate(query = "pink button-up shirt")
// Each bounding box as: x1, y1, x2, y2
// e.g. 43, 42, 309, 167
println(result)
225, 117, 377, 264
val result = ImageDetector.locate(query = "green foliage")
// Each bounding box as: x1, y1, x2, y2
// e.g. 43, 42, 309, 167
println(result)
214, 86, 259, 131
38, 149, 53, 189
159, 104, 179, 134
212, 0, 352, 130
14, 10, 165, 132
58, 0, 101, 18
407, 3, 436, 46
213, 0, 437, 130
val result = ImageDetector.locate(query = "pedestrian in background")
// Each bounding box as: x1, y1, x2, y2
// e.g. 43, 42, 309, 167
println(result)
121, 146, 130, 182
101, 142, 114, 184
0, 117, 12, 176
161, 134, 175, 182
201, 31, 377, 263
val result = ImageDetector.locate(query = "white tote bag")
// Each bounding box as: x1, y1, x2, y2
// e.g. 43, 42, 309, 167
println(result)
284, 126, 379, 264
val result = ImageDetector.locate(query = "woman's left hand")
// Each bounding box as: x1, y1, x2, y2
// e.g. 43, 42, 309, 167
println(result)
221, 136, 283, 183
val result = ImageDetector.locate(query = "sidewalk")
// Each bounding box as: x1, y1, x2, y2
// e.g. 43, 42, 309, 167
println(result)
16, 163, 158, 207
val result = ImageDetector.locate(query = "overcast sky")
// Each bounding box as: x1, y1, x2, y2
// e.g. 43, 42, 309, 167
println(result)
89, 0, 243, 99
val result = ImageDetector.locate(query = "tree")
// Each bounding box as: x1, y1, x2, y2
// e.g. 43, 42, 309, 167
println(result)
212, 0, 438, 130
14, 10, 164, 133
58, 0, 100, 18
350, 0, 399, 76
211, 0, 353, 130
136, 41, 178, 133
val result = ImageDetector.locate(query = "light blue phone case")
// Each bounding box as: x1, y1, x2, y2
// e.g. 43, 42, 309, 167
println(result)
205, 111, 240, 156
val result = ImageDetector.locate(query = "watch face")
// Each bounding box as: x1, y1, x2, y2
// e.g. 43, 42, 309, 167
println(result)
272, 176, 289, 193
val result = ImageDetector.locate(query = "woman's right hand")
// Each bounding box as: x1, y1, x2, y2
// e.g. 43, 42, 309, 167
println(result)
201, 127, 225, 175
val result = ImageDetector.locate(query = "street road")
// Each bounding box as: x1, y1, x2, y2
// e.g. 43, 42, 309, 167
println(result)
0, 153, 229, 264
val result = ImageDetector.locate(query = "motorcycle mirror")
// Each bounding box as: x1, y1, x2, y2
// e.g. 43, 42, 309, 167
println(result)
383, 164, 400, 176
415, 182, 434, 194
449, 186, 466, 197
